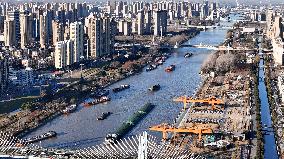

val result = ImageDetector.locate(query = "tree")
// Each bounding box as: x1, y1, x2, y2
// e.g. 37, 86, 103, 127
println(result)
70, 97, 76, 104
215, 52, 238, 74
201, 53, 219, 73
21, 102, 33, 110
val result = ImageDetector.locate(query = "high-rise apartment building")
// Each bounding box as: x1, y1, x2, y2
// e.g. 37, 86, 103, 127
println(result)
52, 20, 64, 45
145, 10, 151, 34
102, 17, 110, 56
70, 21, 84, 62
7, 10, 20, 46
137, 10, 145, 35
4, 19, 15, 47
87, 14, 115, 58
153, 10, 167, 36
39, 14, 47, 48
20, 12, 33, 48
54, 40, 74, 69
88, 15, 103, 58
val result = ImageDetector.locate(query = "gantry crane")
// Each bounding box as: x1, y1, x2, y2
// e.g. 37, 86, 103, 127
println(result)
149, 123, 213, 141
173, 96, 224, 110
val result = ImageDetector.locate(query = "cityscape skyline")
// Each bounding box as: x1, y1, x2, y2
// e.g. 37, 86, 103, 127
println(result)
0, 0, 284, 158
1, 0, 284, 5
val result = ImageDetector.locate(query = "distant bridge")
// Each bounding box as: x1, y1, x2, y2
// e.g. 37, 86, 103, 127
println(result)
159, 43, 257, 51
178, 25, 233, 30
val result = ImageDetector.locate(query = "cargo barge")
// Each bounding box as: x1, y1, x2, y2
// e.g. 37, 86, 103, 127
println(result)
105, 103, 155, 144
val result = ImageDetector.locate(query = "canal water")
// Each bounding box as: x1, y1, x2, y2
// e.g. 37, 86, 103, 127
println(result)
25, 14, 242, 149
258, 41, 278, 158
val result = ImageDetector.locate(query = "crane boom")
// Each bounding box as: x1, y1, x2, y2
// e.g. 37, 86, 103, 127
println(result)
149, 123, 213, 141
173, 96, 224, 110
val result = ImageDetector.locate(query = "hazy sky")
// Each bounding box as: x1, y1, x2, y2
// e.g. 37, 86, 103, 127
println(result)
5, 0, 284, 5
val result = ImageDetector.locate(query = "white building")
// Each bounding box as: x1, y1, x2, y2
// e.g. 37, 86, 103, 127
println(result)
54, 40, 74, 69
4, 19, 15, 47
137, 10, 144, 35
70, 22, 84, 62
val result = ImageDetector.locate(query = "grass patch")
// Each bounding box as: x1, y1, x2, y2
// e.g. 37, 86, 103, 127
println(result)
0, 96, 39, 114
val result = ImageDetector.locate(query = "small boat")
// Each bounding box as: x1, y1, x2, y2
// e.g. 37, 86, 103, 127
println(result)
113, 85, 130, 93
97, 112, 112, 120
157, 60, 164, 65
165, 65, 176, 72
84, 96, 111, 106
24, 131, 57, 143
62, 104, 77, 114
148, 84, 160, 92
92, 96, 110, 104
146, 65, 157, 72
184, 53, 193, 58
90, 89, 110, 98
105, 134, 118, 144
174, 42, 179, 48
83, 102, 92, 107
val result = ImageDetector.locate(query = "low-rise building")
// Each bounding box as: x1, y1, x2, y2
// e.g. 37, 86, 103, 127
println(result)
0, 57, 9, 94
9, 67, 34, 86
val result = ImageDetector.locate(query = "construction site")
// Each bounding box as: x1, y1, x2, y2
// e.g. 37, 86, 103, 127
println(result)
149, 72, 252, 156
148, 71, 254, 158
148, 24, 259, 158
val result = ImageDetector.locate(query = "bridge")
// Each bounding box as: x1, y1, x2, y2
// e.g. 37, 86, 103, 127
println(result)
0, 131, 201, 159
178, 25, 233, 30
159, 43, 257, 51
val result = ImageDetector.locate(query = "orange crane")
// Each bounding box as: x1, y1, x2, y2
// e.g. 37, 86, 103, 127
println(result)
173, 96, 224, 110
149, 123, 213, 141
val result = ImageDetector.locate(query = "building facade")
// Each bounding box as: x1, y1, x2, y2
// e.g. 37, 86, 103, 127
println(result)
70, 21, 84, 62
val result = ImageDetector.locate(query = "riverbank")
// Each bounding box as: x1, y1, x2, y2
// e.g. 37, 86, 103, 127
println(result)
252, 60, 264, 159
0, 29, 201, 139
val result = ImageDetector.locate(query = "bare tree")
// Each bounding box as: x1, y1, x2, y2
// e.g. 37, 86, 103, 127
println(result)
201, 53, 219, 73
215, 52, 238, 74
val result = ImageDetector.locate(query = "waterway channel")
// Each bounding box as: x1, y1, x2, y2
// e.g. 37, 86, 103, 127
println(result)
25, 14, 242, 149
258, 40, 278, 158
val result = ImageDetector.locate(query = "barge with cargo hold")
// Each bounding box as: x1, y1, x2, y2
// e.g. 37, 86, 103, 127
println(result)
23, 131, 57, 143
105, 103, 155, 144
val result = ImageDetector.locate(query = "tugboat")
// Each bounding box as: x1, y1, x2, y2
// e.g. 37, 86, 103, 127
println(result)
84, 96, 111, 106
165, 65, 176, 72
24, 131, 57, 143
184, 52, 193, 58
91, 96, 110, 105
148, 84, 160, 91
97, 112, 112, 120
62, 104, 77, 114
113, 84, 130, 93
90, 89, 109, 98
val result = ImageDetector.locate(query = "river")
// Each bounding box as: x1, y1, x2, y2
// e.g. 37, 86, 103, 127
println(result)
258, 39, 278, 159
25, 14, 242, 149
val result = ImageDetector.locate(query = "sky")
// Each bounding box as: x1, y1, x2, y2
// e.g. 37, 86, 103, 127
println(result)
6, 0, 284, 5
